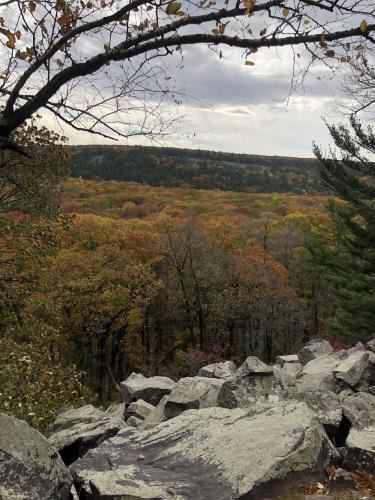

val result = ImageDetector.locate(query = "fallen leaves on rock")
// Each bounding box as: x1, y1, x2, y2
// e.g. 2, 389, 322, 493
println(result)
352, 470, 375, 497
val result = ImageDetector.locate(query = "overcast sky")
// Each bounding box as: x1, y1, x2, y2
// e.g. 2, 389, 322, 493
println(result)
50, 43, 348, 158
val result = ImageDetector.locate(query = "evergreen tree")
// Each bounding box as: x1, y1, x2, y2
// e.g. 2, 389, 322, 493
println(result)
311, 116, 375, 342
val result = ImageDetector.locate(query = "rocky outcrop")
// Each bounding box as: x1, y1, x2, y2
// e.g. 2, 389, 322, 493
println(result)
4, 337, 375, 499
71, 401, 337, 500
217, 356, 275, 408
48, 404, 104, 434
341, 392, 375, 429
119, 372, 176, 406
334, 351, 370, 388
198, 360, 237, 380
296, 355, 340, 392
48, 405, 127, 465
0, 412, 72, 500
344, 426, 375, 473
124, 399, 155, 421
164, 376, 225, 419
139, 395, 168, 431
298, 339, 334, 365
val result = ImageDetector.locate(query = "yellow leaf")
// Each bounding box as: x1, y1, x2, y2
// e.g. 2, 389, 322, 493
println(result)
165, 2, 182, 15
282, 7, 289, 17
360, 19, 368, 33
245, 60, 255, 66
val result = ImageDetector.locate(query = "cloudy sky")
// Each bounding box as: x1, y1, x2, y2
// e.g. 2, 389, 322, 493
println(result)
57, 42, 346, 158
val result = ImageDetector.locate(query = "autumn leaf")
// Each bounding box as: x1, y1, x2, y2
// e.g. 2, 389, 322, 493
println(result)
165, 2, 182, 15
359, 19, 368, 33
0, 28, 16, 49
243, 0, 254, 15
260, 28, 267, 37
28, 1, 36, 12
245, 60, 255, 65
325, 50, 335, 58
282, 7, 289, 17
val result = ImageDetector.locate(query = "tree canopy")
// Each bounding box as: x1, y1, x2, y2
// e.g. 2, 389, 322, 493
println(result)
0, 0, 374, 150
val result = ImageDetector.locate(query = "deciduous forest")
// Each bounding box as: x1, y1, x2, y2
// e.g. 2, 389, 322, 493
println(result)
0, 0, 374, 445
2, 121, 375, 431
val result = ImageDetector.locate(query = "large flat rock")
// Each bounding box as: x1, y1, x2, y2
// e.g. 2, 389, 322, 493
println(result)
48, 406, 127, 465
0, 412, 72, 500
119, 372, 176, 406
164, 376, 225, 419
71, 401, 337, 499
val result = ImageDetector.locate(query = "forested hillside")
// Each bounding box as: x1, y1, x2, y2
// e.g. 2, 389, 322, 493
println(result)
68, 146, 323, 194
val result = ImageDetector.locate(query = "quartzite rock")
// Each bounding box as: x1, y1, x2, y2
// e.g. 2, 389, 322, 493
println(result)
119, 372, 176, 406
297, 356, 340, 393
366, 338, 375, 353
298, 339, 334, 365
124, 399, 155, 421
0, 412, 72, 500
71, 401, 337, 500
48, 405, 104, 434
139, 395, 168, 431
334, 351, 369, 388
198, 360, 237, 380
343, 426, 375, 473
276, 354, 300, 366
48, 407, 127, 465
341, 392, 375, 429
218, 356, 274, 409
164, 376, 225, 419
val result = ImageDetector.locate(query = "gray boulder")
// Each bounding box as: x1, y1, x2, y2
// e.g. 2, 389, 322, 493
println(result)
127, 416, 143, 428
48, 404, 104, 434
71, 401, 337, 499
334, 351, 369, 388
343, 426, 375, 473
0, 412, 72, 500
342, 392, 375, 429
198, 360, 237, 380
125, 399, 155, 421
355, 351, 375, 392
164, 376, 225, 419
119, 372, 176, 406
139, 395, 168, 431
276, 354, 300, 366
347, 342, 367, 355
366, 337, 375, 353
48, 406, 127, 465
292, 388, 342, 439
297, 356, 340, 393
218, 356, 275, 409
236, 355, 273, 376
103, 402, 126, 421
281, 361, 303, 377
338, 388, 355, 403
298, 339, 334, 365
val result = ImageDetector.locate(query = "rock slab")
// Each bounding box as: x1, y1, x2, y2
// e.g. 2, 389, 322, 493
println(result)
119, 372, 176, 406
71, 401, 337, 499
